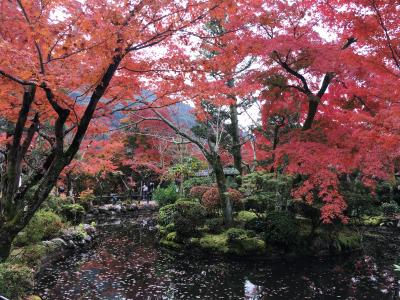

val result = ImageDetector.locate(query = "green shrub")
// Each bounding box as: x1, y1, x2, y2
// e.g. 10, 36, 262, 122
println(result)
10, 244, 47, 267
225, 228, 265, 255
381, 202, 399, 216
13, 210, 63, 246
175, 198, 198, 204
158, 204, 177, 226
152, 184, 180, 207
244, 218, 266, 233
205, 218, 224, 234
0, 263, 34, 299
265, 211, 299, 249
158, 201, 206, 239
226, 228, 250, 243
40, 194, 71, 213
61, 204, 85, 225
174, 201, 207, 239
236, 211, 258, 223
241, 172, 294, 212
199, 233, 229, 254
78, 189, 96, 210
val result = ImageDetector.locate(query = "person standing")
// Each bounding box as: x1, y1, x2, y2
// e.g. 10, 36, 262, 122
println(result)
142, 184, 149, 203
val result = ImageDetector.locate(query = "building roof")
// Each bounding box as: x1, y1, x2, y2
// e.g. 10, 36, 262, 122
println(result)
194, 167, 240, 177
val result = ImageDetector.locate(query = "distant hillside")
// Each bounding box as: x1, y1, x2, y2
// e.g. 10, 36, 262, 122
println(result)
68, 90, 196, 130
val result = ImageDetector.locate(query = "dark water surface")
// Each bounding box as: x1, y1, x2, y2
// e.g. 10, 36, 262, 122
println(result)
34, 218, 400, 299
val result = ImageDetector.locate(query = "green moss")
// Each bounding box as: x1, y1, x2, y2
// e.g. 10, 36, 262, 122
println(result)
0, 263, 34, 299
199, 233, 229, 254
159, 238, 183, 250
233, 237, 265, 255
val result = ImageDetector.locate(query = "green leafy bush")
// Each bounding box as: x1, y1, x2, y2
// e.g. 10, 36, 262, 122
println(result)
40, 194, 70, 213
241, 172, 293, 213
225, 228, 265, 255
158, 204, 177, 226
13, 210, 64, 246
205, 218, 224, 234
226, 228, 250, 243
174, 201, 207, 239
265, 211, 299, 249
381, 202, 399, 216
244, 218, 266, 233
61, 204, 85, 225
10, 244, 47, 267
0, 263, 33, 299
152, 184, 179, 207
78, 189, 96, 210
236, 211, 258, 223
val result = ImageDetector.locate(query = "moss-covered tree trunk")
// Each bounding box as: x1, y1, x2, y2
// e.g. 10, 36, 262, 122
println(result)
210, 154, 232, 227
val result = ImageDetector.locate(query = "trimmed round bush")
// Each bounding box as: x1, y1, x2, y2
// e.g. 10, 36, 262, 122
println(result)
201, 188, 243, 210
189, 185, 210, 200
265, 211, 299, 249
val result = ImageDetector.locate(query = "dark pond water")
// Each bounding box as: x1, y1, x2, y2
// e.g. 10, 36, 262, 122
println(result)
34, 217, 400, 299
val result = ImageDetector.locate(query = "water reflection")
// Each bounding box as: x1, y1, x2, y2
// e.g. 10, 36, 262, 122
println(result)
34, 220, 399, 299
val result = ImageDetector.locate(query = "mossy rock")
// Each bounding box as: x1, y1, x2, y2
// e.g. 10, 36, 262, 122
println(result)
199, 233, 229, 254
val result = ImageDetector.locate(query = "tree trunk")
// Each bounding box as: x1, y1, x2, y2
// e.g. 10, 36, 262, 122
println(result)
0, 227, 15, 261
211, 154, 232, 226
229, 104, 243, 181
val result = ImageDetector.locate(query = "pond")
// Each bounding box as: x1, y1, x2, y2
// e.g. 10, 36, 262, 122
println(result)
33, 216, 400, 299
